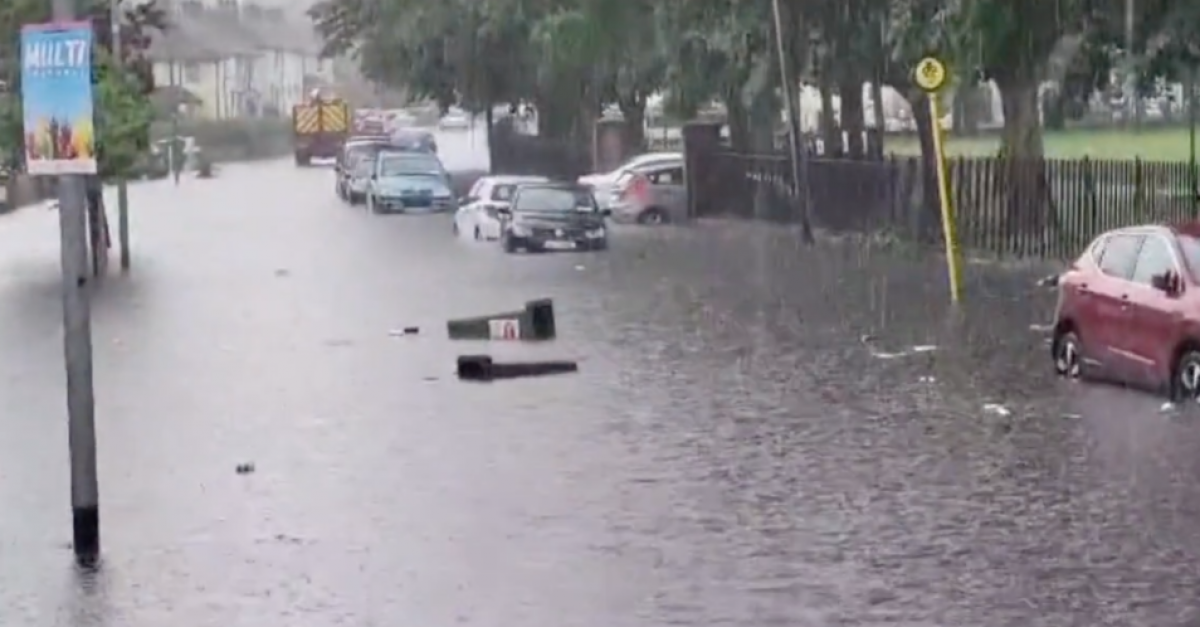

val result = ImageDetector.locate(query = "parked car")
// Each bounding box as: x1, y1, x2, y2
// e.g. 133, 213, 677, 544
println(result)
1051, 223, 1200, 400
454, 175, 548, 240
342, 153, 374, 204
365, 151, 455, 214
335, 137, 392, 201
439, 109, 470, 130
389, 129, 438, 154
498, 182, 609, 252
608, 161, 687, 224
578, 151, 682, 209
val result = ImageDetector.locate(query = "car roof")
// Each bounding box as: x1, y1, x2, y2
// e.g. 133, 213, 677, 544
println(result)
485, 175, 549, 184
515, 181, 591, 193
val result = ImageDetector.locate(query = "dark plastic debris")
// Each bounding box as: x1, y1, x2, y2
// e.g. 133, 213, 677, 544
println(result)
456, 354, 578, 381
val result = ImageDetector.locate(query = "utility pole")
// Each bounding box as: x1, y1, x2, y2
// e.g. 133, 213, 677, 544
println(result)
1124, 0, 1141, 128
770, 0, 814, 243
169, 58, 180, 184
111, 0, 130, 269
48, 0, 101, 565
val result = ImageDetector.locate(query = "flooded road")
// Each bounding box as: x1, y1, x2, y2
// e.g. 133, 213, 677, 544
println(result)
2, 128, 1200, 626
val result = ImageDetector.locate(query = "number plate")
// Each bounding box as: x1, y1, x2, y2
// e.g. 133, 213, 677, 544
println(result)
544, 241, 576, 250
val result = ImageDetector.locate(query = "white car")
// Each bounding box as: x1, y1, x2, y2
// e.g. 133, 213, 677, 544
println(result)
578, 151, 682, 209
439, 109, 470, 130
454, 175, 549, 240
343, 155, 373, 204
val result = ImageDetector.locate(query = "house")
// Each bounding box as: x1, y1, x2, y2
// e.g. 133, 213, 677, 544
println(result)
146, 0, 332, 121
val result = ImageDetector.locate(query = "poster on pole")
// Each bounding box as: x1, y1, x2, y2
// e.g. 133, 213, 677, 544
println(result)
20, 22, 97, 176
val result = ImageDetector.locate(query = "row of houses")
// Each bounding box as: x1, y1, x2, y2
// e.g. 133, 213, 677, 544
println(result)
146, 0, 335, 120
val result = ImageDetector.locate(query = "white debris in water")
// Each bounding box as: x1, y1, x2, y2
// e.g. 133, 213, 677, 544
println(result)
575, 265, 586, 271
870, 344, 937, 359
1029, 323, 1054, 333
1162, 402, 1176, 412
982, 403, 1011, 417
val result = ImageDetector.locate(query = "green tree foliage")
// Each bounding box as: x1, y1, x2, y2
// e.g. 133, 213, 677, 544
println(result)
312, 0, 1195, 160
0, 0, 162, 177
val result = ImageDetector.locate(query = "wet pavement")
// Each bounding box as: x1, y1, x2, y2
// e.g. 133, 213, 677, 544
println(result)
3, 126, 1200, 627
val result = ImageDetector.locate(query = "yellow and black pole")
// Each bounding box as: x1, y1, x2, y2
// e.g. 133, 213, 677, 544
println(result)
914, 56, 963, 303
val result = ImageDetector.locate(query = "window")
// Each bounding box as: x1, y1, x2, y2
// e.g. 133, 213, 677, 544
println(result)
1131, 236, 1177, 285
467, 179, 487, 200
1097, 233, 1143, 280
1178, 236, 1200, 280
491, 184, 519, 201
183, 62, 201, 84
645, 166, 684, 185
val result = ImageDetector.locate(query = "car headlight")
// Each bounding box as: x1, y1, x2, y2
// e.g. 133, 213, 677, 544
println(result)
509, 224, 531, 236
586, 228, 606, 238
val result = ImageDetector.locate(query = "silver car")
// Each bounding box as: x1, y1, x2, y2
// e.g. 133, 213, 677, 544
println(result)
608, 162, 687, 224
578, 152, 682, 210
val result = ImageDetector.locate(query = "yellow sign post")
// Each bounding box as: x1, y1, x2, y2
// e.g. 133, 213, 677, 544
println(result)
914, 56, 963, 303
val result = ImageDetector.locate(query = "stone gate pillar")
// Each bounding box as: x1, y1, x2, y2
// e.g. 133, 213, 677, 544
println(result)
682, 121, 722, 219
593, 118, 630, 174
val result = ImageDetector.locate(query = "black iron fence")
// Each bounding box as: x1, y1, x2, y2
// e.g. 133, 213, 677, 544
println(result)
690, 143, 1200, 259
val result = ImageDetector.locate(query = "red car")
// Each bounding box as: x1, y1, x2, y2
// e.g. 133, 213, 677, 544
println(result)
1052, 223, 1200, 399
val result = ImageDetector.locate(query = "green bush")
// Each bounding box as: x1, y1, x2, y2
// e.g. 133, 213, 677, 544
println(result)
151, 117, 294, 161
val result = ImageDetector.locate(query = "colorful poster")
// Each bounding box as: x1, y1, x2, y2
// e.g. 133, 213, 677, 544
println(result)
20, 22, 96, 176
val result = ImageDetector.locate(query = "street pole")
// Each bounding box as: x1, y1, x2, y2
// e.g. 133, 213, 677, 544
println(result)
1189, 66, 1197, 214
111, 0, 130, 269
169, 59, 179, 184
770, 0, 814, 243
1124, 0, 1140, 128
49, 0, 101, 566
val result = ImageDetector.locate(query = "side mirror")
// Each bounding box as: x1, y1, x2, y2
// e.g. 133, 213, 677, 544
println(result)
600, 208, 612, 217
1152, 270, 1182, 294
458, 196, 473, 205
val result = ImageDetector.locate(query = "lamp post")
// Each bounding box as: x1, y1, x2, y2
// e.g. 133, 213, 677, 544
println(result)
769, 0, 814, 243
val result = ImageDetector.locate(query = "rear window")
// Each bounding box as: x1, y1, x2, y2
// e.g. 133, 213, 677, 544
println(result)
491, 184, 517, 201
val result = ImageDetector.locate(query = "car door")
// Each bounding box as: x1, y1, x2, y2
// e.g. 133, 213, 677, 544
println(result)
1125, 234, 1185, 386
461, 180, 488, 233
1089, 232, 1145, 379
643, 165, 687, 220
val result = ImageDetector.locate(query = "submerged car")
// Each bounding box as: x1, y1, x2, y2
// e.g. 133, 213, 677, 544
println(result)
1052, 223, 1200, 400
336, 137, 393, 201
454, 175, 548, 240
498, 182, 609, 252
365, 151, 455, 214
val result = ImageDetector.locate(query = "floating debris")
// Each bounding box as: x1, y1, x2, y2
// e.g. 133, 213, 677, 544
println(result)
1161, 402, 1175, 413
235, 462, 255, 474
1029, 323, 1054, 333
982, 403, 1011, 417
388, 327, 420, 337
870, 344, 938, 360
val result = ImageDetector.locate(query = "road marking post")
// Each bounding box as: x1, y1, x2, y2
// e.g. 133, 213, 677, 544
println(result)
914, 56, 963, 304
23, 8, 102, 565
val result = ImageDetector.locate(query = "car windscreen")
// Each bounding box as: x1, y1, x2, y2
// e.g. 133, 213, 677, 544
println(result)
378, 154, 443, 177
513, 187, 598, 213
